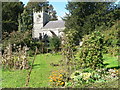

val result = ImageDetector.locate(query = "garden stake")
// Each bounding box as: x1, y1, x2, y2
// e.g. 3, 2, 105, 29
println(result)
25, 47, 38, 87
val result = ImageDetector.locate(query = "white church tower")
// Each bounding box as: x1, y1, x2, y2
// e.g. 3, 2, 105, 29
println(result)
32, 8, 49, 39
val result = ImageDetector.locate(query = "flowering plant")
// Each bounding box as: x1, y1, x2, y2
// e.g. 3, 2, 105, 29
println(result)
49, 70, 66, 87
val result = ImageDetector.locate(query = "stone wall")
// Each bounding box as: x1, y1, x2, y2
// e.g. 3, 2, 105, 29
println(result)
33, 11, 49, 38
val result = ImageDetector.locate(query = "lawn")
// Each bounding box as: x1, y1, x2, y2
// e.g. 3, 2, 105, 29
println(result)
2, 53, 119, 88
2, 53, 63, 88
103, 54, 119, 69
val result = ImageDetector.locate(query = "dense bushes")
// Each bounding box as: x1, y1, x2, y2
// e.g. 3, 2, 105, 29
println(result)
2, 30, 63, 56
75, 31, 104, 69
102, 21, 120, 56
49, 36, 61, 52
3, 30, 32, 50
75, 21, 119, 70
2, 30, 45, 55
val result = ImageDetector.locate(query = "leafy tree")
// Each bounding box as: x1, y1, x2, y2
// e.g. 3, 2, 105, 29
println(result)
25, 1, 49, 12
64, 2, 120, 40
62, 29, 78, 78
18, 8, 33, 31
48, 5, 58, 21
102, 20, 120, 56
2, 2, 24, 33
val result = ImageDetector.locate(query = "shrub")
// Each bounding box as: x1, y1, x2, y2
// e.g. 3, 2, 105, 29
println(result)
3, 30, 32, 49
49, 36, 61, 52
102, 22, 120, 56
62, 29, 78, 76
75, 31, 104, 69
69, 68, 119, 87
2, 30, 46, 55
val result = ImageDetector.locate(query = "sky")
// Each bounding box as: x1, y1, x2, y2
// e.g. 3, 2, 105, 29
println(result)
20, 0, 69, 20
20, 0, 120, 20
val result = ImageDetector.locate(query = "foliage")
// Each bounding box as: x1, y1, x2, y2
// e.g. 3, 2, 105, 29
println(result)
2, 30, 46, 55
25, 1, 49, 12
64, 2, 120, 40
2, 2, 24, 33
48, 5, 58, 21
18, 8, 33, 31
2, 44, 30, 70
102, 21, 120, 56
49, 70, 66, 87
75, 31, 104, 69
62, 29, 78, 78
70, 70, 92, 84
69, 68, 119, 88
49, 36, 61, 52
2, 30, 32, 50
89, 78, 118, 88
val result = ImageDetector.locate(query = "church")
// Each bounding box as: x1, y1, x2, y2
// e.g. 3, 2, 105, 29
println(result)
32, 9, 65, 39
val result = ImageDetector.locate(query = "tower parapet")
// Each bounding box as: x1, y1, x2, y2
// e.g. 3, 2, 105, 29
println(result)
33, 8, 49, 38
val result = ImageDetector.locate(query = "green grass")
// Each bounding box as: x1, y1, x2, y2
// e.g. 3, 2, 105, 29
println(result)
2, 53, 62, 88
103, 54, 119, 69
2, 53, 119, 88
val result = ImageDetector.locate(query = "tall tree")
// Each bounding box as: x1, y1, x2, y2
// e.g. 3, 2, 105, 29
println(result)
48, 5, 58, 21
64, 1, 120, 42
2, 2, 24, 33
18, 8, 33, 31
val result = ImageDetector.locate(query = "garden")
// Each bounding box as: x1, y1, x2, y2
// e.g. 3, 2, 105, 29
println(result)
1, 1, 120, 89
1, 53, 119, 88
2, 22, 119, 88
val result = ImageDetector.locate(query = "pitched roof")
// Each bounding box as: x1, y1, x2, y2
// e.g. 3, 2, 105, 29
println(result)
42, 20, 65, 29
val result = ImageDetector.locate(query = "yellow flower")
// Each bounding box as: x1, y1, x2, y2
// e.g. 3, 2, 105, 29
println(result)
59, 74, 63, 77
116, 70, 118, 73
53, 74, 57, 76
60, 82, 65, 85
49, 80, 52, 82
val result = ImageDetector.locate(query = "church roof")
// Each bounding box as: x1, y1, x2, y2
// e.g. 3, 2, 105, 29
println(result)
42, 20, 65, 29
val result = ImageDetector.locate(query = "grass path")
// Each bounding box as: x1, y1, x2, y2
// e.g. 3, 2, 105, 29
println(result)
103, 54, 119, 68
2, 54, 62, 88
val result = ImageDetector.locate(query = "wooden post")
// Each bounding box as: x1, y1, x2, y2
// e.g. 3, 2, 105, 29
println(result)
25, 47, 38, 87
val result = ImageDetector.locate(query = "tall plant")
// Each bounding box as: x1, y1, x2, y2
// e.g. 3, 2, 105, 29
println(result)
75, 31, 104, 70
62, 29, 78, 81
